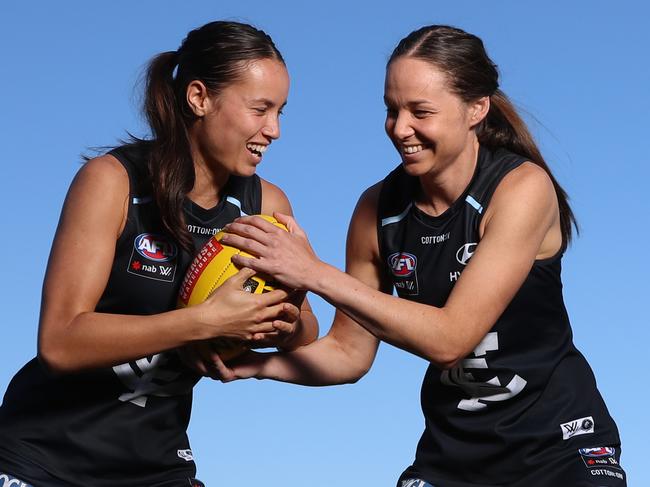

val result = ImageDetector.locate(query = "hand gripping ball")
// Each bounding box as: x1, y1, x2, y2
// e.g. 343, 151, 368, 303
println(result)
178, 215, 288, 360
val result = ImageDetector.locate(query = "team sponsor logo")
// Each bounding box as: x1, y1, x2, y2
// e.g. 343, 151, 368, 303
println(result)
589, 469, 625, 480
579, 447, 621, 470
187, 224, 221, 236
420, 232, 450, 245
177, 449, 194, 462
128, 233, 178, 282
455, 242, 477, 266
388, 252, 419, 295
561, 416, 595, 440
388, 252, 417, 276
0, 473, 32, 487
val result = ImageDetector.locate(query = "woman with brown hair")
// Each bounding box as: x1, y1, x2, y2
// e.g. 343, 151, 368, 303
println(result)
217, 25, 625, 486
0, 20, 317, 486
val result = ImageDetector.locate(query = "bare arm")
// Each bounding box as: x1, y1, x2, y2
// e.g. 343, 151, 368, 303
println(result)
224, 162, 561, 369
38, 156, 295, 374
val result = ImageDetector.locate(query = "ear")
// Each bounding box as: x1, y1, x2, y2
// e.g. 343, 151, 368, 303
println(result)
186, 80, 211, 117
468, 96, 490, 127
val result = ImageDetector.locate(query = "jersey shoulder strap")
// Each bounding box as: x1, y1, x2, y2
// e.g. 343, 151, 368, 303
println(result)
107, 141, 153, 202
222, 174, 262, 216
465, 146, 528, 215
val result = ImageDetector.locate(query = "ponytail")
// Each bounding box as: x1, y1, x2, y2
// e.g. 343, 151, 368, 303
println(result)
144, 51, 194, 252
478, 90, 577, 244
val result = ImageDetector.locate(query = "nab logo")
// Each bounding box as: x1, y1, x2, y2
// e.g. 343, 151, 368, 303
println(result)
134, 234, 177, 262
456, 242, 477, 266
388, 252, 417, 276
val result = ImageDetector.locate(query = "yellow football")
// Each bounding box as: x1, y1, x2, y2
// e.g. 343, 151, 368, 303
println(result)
178, 215, 287, 360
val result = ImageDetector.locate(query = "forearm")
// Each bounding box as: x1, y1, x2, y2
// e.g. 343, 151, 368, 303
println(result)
311, 263, 461, 368
39, 307, 205, 373
257, 333, 373, 386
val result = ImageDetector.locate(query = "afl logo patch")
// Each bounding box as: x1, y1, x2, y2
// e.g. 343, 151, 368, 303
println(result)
388, 252, 417, 276
456, 243, 477, 266
134, 233, 177, 262
579, 447, 615, 458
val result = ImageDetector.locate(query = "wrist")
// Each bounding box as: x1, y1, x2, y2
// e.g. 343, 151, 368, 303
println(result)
310, 261, 341, 296
186, 303, 222, 341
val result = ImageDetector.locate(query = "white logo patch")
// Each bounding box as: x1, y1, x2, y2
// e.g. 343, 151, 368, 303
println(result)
177, 449, 194, 462
561, 416, 595, 440
456, 242, 477, 265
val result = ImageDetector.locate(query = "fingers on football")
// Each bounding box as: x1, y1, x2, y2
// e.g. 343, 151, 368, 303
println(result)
230, 253, 262, 272
229, 266, 256, 285
273, 212, 304, 237
259, 288, 291, 305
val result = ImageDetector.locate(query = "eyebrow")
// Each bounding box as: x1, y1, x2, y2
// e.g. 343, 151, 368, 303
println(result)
384, 96, 435, 105
250, 98, 288, 109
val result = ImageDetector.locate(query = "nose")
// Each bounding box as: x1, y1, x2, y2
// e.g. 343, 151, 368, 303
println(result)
261, 114, 281, 140
389, 110, 414, 141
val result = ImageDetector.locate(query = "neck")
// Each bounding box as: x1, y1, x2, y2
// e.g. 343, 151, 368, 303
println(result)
417, 138, 480, 216
187, 136, 229, 209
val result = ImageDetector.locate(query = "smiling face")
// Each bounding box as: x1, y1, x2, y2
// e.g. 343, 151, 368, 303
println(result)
384, 56, 487, 178
189, 58, 289, 177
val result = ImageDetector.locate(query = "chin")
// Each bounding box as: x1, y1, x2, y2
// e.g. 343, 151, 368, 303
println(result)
233, 163, 259, 178
401, 158, 434, 177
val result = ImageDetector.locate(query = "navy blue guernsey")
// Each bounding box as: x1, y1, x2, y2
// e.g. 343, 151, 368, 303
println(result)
378, 147, 620, 486
0, 142, 261, 486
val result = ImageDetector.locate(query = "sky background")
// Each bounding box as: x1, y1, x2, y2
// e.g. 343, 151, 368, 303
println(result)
1, 1, 648, 485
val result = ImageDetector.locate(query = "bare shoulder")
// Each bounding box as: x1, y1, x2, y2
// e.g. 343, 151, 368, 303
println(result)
62, 153, 130, 238
347, 181, 383, 258
72, 153, 129, 197
352, 180, 383, 221
494, 161, 556, 205
483, 162, 558, 227
260, 177, 292, 215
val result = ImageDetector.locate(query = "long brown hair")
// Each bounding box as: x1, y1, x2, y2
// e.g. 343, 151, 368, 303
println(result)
389, 25, 577, 244
143, 21, 284, 251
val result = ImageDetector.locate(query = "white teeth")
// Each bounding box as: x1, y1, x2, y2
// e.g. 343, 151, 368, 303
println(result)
403, 145, 423, 154
246, 143, 268, 154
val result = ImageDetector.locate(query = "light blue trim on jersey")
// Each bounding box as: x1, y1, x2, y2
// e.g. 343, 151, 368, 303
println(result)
381, 202, 413, 227
132, 196, 153, 205
465, 195, 483, 214
226, 196, 249, 216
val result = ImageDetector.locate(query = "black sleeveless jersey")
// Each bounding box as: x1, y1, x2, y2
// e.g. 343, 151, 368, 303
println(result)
0, 142, 261, 486
377, 147, 621, 486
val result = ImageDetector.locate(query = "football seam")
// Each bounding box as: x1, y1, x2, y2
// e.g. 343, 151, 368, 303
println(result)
206, 250, 241, 299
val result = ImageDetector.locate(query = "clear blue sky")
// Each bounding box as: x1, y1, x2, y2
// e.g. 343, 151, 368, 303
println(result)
1, 1, 647, 485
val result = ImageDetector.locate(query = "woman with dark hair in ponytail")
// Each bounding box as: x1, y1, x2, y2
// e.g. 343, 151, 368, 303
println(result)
0, 21, 317, 487
215, 25, 625, 486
